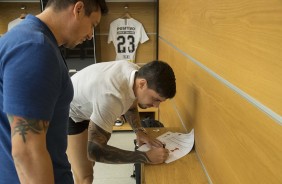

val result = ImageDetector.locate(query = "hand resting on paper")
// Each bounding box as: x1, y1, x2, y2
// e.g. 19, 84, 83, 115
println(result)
145, 147, 170, 164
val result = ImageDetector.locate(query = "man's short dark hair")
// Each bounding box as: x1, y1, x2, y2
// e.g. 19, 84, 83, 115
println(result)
46, 0, 108, 16
136, 60, 176, 99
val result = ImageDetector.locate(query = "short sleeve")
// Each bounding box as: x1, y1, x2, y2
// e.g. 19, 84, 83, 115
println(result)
139, 24, 149, 44
108, 22, 114, 44
3, 43, 61, 121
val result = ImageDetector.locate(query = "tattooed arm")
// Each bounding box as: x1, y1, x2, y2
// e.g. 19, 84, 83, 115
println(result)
8, 114, 54, 184
87, 121, 149, 164
87, 120, 169, 164
124, 101, 164, 148
123, 100, 141, 130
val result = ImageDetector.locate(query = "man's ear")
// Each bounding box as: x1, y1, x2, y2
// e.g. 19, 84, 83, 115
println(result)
73, 1, 84, 19
139, 79, 147, 89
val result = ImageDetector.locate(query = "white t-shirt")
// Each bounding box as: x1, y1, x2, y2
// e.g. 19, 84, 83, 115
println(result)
69, 60, 139, 133
108, 18, 149, 62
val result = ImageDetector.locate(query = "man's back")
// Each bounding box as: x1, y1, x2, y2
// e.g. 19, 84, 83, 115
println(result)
70, 60, 139, 133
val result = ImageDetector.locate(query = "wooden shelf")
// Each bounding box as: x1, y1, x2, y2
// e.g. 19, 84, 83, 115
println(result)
138, 107, 159, 120
113, 122, 132, 131
113, 107, 159, 132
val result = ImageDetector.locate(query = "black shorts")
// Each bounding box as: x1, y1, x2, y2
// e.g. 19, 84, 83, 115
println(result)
68, 118, 89, 135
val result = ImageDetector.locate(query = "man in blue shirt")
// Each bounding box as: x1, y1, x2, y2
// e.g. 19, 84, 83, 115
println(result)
0, 0, 108, 183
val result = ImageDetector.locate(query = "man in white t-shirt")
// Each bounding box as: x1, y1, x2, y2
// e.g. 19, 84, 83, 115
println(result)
108, 18, 149, 62
67, 60, 176, 184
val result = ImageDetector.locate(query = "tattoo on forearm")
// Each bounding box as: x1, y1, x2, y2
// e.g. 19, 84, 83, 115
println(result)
88, 122, 111, 144
8, 115, 49, 143
88, 122, 150, 164
88, 142, 150, 164
124, 106, 141, 130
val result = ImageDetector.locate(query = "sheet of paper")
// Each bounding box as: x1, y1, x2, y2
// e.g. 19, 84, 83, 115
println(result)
138, 129, 194, 163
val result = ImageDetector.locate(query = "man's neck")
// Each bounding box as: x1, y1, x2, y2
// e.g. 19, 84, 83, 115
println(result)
36, 7, 69, 46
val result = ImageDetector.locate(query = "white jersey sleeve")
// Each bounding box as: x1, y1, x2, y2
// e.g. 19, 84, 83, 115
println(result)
108, 18, 149, 62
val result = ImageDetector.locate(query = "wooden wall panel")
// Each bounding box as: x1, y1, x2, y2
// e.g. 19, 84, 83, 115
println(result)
159, 0, 282, 115
159, 40, 282, 183
158, 100, 186, 131
0, 2, 41, 35
94, 2, 157, 64
158, 39, 200, 132
192, 65, 282, 184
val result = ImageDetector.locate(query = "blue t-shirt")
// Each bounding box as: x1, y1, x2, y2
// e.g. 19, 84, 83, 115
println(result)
0, 15, 74, 183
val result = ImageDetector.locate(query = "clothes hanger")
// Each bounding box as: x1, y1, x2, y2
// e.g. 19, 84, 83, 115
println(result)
121, 12, 131, 19
121, 5, 132, 19
19, 5, 27, 19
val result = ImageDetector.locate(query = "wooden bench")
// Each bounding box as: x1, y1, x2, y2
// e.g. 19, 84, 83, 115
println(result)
140, 128, 209, 184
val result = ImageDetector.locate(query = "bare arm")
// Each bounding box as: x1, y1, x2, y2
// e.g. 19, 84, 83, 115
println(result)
87, 121, 151, 164
124, 101, 164, 148
8, 114, 54, 184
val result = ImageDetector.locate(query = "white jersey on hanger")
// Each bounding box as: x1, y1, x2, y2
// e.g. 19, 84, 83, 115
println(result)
108, 18, 149, 62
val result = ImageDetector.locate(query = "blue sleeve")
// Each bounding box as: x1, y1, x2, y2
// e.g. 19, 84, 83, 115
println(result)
3, 42, 62, 121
